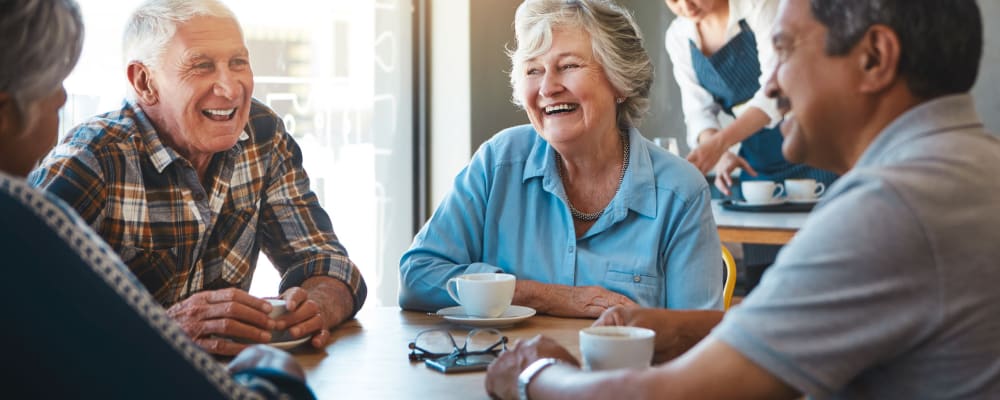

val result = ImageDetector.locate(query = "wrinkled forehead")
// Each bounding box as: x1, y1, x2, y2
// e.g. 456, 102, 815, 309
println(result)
771, 0, 821, 46
169, 16, 248, 55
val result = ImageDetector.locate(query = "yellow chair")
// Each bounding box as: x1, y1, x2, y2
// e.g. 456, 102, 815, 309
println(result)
722, 245, 738, 311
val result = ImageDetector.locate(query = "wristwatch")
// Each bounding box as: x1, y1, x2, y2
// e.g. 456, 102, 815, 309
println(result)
518, 358, 562, 400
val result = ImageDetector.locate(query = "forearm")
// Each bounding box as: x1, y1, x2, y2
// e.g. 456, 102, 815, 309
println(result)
513, 280, 573, 315
529, 365, 655, 400
652, 310, 724, 363
704, 108, 771, 148
302, 276, 354, 327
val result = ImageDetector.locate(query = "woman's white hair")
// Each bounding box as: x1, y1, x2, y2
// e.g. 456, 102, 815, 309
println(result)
0, 0, 84, 117
509, 0, 653, 129
123, 0, 240, 69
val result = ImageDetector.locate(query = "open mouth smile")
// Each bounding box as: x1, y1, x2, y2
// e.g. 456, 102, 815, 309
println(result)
543, 103, 579, 116
202, 108, 237, 121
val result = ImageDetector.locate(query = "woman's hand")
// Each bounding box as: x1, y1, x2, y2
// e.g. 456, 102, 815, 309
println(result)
686, 133, 728, 174
713, 152, 756, 196
514, 281, 637, 318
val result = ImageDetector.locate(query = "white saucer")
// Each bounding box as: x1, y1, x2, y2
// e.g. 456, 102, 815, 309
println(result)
736, 198, 785, 206
268, 336, 311, 350
435, 305, 536, 328
785, 197, 820, 204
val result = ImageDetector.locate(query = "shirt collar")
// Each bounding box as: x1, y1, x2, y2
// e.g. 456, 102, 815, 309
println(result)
855, 94, 984, 169
522, 127, 658, 219
126, 100, 251, 173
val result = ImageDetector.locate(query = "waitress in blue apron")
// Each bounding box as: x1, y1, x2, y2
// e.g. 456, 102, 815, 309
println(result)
664, 0, 837, 292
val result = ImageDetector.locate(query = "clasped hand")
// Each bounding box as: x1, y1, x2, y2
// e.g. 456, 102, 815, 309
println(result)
166, 287, 328, 355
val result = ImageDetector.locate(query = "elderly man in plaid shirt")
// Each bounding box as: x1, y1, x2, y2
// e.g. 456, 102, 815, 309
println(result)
30, 0, 366, 356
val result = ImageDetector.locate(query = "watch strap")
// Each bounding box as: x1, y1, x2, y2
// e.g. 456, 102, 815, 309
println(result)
518, 357, 561, 400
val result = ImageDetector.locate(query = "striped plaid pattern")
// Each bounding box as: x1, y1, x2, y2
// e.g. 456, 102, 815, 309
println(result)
30, 99, 366, 314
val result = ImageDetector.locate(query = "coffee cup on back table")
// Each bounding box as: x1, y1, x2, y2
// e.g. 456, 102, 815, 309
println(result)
741, 181, 785, 205
446, 273, 516, 318
579, 326, 655, 371
784, 178, 825, 201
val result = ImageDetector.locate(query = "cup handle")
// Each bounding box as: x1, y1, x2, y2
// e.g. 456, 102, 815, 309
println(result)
814, 182, 826, 197
446, 277, 462, 305
773, 183, 785, 199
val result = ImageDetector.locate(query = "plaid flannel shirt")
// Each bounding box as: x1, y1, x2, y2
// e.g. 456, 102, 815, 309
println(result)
30, 99, 366, 314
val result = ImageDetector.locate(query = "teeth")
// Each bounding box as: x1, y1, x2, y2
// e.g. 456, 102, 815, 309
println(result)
544, 104, 577, 114
785, 111, 795, 121
204, 108, 235, 116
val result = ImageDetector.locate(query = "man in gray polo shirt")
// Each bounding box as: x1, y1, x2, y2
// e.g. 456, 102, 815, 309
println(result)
484, 0, 1000, 399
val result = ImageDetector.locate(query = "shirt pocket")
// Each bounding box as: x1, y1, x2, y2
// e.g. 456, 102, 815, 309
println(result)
603, 264, 662, 307
120, 245, 182, 305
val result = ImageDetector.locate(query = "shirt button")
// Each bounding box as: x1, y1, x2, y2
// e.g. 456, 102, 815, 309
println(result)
567, 246, 575, 253
633, 275, 641, 283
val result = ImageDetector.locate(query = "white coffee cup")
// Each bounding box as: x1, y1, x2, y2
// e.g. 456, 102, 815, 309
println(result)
784, 178, 825, 201
579, 326, 655, 371
741, 181, 785, 204
265, 298, 292, 342
446, 273, 516, 318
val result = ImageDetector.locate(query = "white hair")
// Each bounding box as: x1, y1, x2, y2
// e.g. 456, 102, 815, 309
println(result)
122, 0, 241, 69
0, 0, 84, 117
509, 0, 653, 129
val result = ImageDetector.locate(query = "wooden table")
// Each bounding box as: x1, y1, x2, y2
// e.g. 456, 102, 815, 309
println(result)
293, 307, 592, 399
711, 199, 810, 245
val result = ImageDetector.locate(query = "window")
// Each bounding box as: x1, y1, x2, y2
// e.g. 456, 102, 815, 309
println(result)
63, 0, 414, 306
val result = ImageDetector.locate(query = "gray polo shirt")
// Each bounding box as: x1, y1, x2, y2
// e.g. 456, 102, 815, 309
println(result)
712, 94, 1000, 399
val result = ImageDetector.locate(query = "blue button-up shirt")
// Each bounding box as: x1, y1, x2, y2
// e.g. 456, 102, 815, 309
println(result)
399, 125, 723, 312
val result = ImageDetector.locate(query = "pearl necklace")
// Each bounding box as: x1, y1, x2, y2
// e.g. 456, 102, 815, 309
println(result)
555, 133, 630, 222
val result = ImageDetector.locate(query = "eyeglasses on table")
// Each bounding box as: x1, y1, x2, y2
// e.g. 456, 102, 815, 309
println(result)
407, 328, 508, 362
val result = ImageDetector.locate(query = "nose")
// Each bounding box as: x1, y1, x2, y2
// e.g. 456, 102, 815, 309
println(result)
764, 67, 781, 100
538, 70, 564, 98
213, 69, 239, 99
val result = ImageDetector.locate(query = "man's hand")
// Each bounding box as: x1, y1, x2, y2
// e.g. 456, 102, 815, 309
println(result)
166, 288, 275, 356
281, 276, 355, 350
516, 281, 637, 318
276, 286, 331, 350
713, 152, 756, 196
485, 335, 579, 400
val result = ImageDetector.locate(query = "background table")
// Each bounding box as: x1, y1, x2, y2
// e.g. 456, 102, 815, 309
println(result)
711, 199, 810, 245
293, 307, 592, 399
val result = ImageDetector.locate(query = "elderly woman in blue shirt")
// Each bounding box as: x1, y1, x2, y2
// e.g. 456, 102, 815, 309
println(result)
399, 0, 722, 318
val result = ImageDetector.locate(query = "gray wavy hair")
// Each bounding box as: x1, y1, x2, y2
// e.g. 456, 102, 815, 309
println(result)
509, 0, 653, 129
0, 0, 83, 117
123, 0, 240, 69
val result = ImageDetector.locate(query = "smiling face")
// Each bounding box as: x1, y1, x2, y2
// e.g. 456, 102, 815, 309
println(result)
138, 15, 252, 162
0, 86, 68, 177
663, 0, 726, 22
517, 26, 621, 149
765, 0, 859, 171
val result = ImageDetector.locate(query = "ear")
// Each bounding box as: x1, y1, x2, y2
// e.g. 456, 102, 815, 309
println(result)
0, 92, 25, 139
856, 24, 901, 94
127, 61, 159, 106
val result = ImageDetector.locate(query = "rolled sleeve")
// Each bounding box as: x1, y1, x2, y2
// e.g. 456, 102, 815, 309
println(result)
261, 122, 367, 317
398, 145, 496, 312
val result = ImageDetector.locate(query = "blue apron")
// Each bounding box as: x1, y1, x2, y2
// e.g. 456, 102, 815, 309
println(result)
689, 19, 838, 186
690, 20, 839, 282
